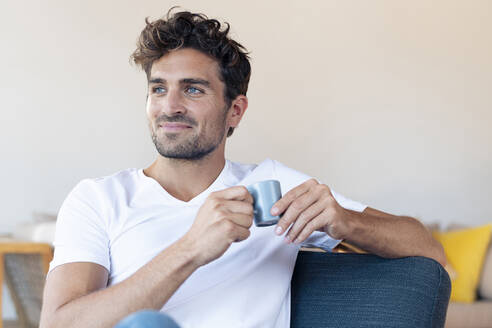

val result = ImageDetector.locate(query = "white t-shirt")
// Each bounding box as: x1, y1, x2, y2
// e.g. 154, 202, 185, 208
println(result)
49, 158, 367, 328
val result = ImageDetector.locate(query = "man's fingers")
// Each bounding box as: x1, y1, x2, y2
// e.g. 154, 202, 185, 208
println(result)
287, 214, 326, 245
227, 213, 254, 229
270, 178, 318, 216
274, 187, 319, 235
212, 186, 253, 203
233, 226, 251, 242
221, 200, 254, 216
284, 202, 326, 243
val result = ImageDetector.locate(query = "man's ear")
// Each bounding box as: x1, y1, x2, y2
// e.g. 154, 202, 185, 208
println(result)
227, 95, 248, 129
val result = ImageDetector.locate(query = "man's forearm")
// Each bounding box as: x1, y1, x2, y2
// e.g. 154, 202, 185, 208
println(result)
341, 207, 446, 266
42, 238, 200, 328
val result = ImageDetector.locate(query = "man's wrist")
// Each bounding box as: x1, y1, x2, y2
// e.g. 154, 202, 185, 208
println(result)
335, 208, 361, 240
174, 236, 204, 269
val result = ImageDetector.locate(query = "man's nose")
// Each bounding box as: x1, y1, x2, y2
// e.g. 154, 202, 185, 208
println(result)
163, 89, 186, 116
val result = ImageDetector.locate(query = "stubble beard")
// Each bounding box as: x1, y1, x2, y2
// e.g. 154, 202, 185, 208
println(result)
150, 107, 228, 161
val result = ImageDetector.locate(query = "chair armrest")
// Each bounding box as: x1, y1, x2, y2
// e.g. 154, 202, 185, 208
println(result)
291, 252, 451, 328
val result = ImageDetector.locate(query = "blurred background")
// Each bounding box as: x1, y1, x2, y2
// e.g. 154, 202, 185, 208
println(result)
1, 0, 491, 323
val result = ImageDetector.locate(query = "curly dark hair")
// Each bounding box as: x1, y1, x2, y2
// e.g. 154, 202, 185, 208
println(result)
131, 9, 251, 137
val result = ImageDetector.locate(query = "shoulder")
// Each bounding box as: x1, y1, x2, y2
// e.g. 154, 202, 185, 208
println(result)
72, 168, 140, 199
268, 159, 314, 193
60, 168, 140, 221
246, 158, 310, 179
90, 168, 140, 188
228, 158, 288, 177
57, 169, 141, 234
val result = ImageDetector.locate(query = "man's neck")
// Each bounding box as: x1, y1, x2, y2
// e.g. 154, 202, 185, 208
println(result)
143, 152, 226, 202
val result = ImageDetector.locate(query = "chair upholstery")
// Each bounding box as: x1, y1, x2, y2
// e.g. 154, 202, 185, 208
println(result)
291, 252, 451, 328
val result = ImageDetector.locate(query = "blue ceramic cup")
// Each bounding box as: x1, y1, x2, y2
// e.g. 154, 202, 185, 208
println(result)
247, 180, 282, 227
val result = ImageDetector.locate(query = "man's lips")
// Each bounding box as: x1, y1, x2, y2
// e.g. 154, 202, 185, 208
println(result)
158, 123, 192, 132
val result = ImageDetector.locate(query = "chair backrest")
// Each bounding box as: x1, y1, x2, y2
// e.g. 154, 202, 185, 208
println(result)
291, 252, 451, 328
1, 241, 52, 328
4, 254, 45, 328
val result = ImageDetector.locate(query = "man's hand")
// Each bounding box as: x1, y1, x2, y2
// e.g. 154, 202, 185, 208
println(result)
180, 186, 254, 267
271, 178, 349, 244
271, 179, 447, 266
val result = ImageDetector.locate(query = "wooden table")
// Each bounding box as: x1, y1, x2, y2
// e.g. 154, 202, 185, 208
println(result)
0, 237, 53, 328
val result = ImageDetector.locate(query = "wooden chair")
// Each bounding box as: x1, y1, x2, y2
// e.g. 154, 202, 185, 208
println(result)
0, 238, 53, 328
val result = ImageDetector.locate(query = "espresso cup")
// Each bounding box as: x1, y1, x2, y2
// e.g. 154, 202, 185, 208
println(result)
246, 180, 282, 227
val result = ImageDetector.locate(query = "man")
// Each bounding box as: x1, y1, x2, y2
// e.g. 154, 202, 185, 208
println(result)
40, 10, 445, 328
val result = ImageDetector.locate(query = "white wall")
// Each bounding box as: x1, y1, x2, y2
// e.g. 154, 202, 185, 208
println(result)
1, 0, 491, 319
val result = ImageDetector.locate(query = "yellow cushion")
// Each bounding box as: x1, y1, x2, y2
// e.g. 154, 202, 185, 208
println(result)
432, 224, 492, 303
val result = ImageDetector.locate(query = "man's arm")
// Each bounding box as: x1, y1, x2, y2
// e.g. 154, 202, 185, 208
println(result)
40, 186, 255, 328
40, 239, 199, 328
338, 207, 446, 266
271, 179, 446, 267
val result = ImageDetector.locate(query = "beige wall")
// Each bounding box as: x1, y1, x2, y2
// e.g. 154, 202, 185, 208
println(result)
1, 0, 491, 319
1, 0, 491, 231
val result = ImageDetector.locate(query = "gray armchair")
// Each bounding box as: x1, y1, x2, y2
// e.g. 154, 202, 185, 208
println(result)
291, 251, 451, 328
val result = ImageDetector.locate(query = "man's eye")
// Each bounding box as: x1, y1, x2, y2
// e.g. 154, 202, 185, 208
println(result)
186, 87, 203, 95
152, 87, 166, 94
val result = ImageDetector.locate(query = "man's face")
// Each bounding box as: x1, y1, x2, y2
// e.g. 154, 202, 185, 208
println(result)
146, 48, 230, 160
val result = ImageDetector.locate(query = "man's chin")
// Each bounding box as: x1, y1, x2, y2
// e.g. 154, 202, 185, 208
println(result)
159, 153, 207, 161
155, 144, 218, 161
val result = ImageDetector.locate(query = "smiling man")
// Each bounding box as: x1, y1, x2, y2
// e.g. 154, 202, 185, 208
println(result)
40, 10, 445, 328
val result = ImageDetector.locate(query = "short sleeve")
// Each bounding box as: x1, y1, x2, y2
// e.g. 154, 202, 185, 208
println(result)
48, 179, 111, 274
272, 159, 368, 251
330, 189, 367, 213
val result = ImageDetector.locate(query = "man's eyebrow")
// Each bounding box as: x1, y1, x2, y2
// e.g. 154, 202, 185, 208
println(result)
181, 78, 211, 87
148, 77, 211, 87
148, 78, 165, 84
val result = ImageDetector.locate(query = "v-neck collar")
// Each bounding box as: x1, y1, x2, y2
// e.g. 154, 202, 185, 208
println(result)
137, 160, 233, 206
